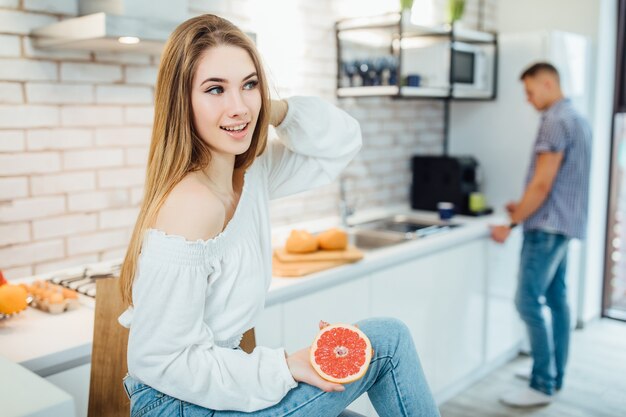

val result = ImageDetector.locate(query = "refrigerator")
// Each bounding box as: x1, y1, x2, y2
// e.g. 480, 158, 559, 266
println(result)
448, 30, 592, 329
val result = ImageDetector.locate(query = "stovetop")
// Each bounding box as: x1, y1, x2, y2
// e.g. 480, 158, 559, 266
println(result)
47, 261, 121, 298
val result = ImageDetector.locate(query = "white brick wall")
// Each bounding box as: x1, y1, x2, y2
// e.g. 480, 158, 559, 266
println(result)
33, 213, 97, 239
0, 105, 59, 128
34, 254, 99, 274
99, 207, 139, 229
0, 222, 30, 246
2, 266, 33, 280
27, 128, 93, 150
31, 171, 96, 195
0, 0, 497, 279
96, 85, 153, 105
125, 106, 154, 125
0, 0, 19, 8
67, 229, 128, 256
26, 83, 94, 104
0, 239, 64, 268
125, 66, 158, 85
0, 35, 21, 58
0, 152, 61, 175
0, 177, 28, 200
61, 106, 124, 126
125, 147, 149, 166
0, 130, 25, 151
0, 59, 58, 81
23, 0, 78, 15
97, 168, 145, 188
67, 190, 129, 212
63, 149, 124, 170
95, 127, 151, 147
0, 82, 25, 104
0, 9, 57, 35
61, 63, 123, 83
0, 196, 65, 222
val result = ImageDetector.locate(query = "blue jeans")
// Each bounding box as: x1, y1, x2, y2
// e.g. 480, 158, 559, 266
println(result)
122, 317, 440, 417
516, 230, 571, 395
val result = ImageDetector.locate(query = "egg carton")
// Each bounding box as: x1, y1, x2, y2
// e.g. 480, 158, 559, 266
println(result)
23, 281, 81, 315
29, 296, 81, 314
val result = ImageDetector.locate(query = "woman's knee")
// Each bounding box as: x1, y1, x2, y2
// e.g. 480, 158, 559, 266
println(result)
356, 317, 412, 349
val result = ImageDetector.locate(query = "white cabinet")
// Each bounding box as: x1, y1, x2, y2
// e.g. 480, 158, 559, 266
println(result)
45, 363, 91, 417
369, 253, 439, 390
255, 303, 283, 349
280, 279, 370, 354
257, 232, 523, 415
431, 240, 486, 394
370, 240, 486, 396
485, 229, 524, 362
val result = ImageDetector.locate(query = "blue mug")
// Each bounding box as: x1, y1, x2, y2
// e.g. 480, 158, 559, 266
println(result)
437, 202, 455, 220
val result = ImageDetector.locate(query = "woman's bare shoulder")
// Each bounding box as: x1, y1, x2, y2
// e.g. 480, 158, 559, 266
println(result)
154, 174, 225, 241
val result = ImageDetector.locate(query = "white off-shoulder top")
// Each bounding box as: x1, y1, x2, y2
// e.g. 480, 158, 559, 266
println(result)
118, 96, 362, 412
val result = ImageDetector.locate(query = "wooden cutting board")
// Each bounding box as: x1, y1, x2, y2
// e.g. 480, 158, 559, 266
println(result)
274, 245, 364, 263
272, 256, 358, 277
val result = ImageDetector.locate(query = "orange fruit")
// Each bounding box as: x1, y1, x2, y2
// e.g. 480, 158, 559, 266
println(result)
310, 322, 373, 384
0, 284, 29, 315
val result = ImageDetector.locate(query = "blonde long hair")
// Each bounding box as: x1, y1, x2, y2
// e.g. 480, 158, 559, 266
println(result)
120, 14, 270, 305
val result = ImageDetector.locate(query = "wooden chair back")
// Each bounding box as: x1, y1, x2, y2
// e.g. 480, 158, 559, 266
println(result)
87, 277, 257, 417
87, 277, 130, 417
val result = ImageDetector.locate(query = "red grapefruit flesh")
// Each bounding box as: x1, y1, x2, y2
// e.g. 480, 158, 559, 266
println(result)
310, 322, 373, 384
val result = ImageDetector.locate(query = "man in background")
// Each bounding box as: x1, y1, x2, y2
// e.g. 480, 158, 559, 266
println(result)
491, 62, 592, 407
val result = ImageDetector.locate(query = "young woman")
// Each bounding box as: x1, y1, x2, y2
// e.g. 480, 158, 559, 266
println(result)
118, 14, 440, 417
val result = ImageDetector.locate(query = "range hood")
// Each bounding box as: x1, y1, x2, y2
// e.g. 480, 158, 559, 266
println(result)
30, 0, 187, 54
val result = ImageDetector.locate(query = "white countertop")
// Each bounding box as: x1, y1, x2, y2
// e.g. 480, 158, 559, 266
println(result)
0, 207, 506, 376
0, 354, 76, 417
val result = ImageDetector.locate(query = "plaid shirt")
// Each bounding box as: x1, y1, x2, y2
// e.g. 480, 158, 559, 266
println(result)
523, 98, 592, 239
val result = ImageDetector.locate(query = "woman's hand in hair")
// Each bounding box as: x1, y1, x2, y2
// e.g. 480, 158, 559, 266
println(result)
285, 347, 346, 393
269, 99, 288, 127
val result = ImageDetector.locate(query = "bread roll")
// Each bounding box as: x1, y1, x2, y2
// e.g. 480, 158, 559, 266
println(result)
285, 230, 319, 254
317, 228, 348, 250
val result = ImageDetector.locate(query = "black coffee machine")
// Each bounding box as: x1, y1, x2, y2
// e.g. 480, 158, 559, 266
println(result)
410, 155, 485, 215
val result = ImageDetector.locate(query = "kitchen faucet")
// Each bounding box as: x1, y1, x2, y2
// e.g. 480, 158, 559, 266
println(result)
338, 175, 357, 229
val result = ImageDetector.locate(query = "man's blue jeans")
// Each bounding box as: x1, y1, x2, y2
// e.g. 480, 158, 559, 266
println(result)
516, 230, 571, 395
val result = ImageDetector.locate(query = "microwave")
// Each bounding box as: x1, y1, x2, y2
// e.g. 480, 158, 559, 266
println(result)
450, 41, 494, 98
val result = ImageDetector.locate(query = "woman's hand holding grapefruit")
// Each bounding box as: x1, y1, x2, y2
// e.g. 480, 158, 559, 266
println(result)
286, 347, 346, 393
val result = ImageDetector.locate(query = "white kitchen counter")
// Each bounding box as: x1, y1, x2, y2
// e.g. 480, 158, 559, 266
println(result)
0, 354, 76, 417
0, 207, 506, 377
267, 208, 501, 306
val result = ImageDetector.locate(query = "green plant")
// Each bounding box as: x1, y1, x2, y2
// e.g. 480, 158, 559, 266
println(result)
400, 0, 414, 10
446, 0, 465, 23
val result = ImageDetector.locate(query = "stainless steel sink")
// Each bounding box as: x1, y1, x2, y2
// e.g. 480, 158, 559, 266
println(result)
354, 214, 459, 237
348, 229, 410, 250
349, 214, 461, 250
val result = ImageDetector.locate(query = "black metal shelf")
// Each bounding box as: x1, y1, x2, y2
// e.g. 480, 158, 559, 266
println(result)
335, 11, 498, 101
335, 11, 499, 155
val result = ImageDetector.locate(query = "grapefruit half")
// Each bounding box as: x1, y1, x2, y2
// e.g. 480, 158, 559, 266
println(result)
310, 322, 373, 384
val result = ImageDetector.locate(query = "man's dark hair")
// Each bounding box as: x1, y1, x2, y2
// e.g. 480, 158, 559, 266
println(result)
520, 62, 560, 81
